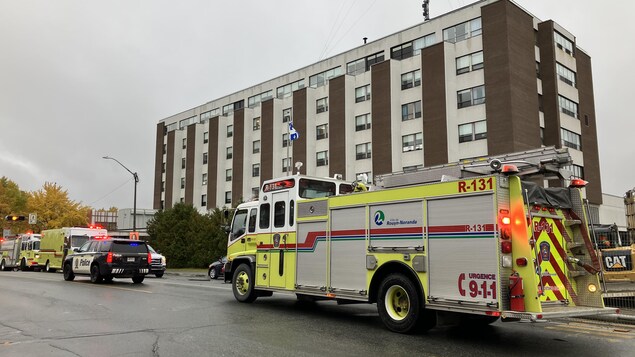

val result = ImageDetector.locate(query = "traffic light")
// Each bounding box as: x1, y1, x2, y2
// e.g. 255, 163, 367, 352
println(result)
5, 215, 26, 221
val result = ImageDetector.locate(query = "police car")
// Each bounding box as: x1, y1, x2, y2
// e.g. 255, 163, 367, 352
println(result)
63, 238, 150, 284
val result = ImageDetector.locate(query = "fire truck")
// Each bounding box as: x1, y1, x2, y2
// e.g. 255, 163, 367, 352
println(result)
36, 226, 108, 273
224, 147, 617, 333
0, 233, 41, 271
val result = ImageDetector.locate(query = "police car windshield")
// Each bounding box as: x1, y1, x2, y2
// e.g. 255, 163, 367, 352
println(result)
112, 241, 147, 253
71, 235, 89, 248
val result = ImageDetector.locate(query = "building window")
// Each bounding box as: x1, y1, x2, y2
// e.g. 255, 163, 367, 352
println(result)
316, 97, 328, 113
182, 138, 187, 149
355, 113, 371, 131
536, 61, 541, 79
162, 144, 166, 154
309, 67, 342, 88
561, 128, 582, 150
558, 95, 579, 119
181, 158, 186, 169
401, 70, 421, 90
222, 103, 233, 116
180, 177, 185, 189
457, 85, 485, 108
316, 151, 328, 167
458, 121, 487, 143
563, 164, 584, 179
356, 143, 372, 160
253, 117, 261, 130
226, 147, 233, 159
201, 194, 207, 207
355, 85, 371, 102
276, 79, 305, 99
456, 51, 483, 75
180, 197, 184, 203
346, 51, 385, 75
282, 108, 292, 123
248, 90, 273, 108
179, 116, 196, 130
251, 187, 259, 199
403, 165, 423, 172
227, 125, 233, 138
202, 173, 207, 186
402, 133, 423, 152
226, 169, 232, 181
282, 133, 289, 148
316, 124, 328, 140
282, 158, 291, 173
390, 33, 436, 60
443, 17, 481, 43
161, 181, 165, 192
556, 63, 576, 87
252, 164, 260, 177
200, 110, 213, 123
161, 162, 165, 173
203, 152, 208, 165
225, 191, 231, 204
554, 31, 574, 56
203, 132, 209, 144
402, 101, 422, 121
253, 140, 260, 154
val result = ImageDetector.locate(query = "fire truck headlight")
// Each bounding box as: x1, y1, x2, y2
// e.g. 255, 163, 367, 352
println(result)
587, 283, 597, 293
502, 255, 513, 268
35, 254, 40, 259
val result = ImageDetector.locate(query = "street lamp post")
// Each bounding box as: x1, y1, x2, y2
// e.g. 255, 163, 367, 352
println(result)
103, 156, 139, 233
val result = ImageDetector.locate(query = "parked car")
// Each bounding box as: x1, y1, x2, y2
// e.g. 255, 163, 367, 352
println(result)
147, 245, 166, 278
208, 256, 227, 280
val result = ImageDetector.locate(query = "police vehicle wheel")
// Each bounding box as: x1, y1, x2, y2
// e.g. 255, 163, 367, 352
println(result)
209, 267, 218, 280
377, 273, 429, 334
63, 263, 75, 281
155, 272, 164, 278
132, 275, 145, 284
90, 264, 103, 283
104, 276, 113, 283
232, 263, 257, 303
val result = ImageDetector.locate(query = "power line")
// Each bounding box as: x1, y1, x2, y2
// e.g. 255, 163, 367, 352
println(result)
88, 177, 132, 207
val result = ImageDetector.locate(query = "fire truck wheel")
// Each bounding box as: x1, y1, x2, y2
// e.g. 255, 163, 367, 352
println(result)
233, 263, 257, 303
20, 258, 27, 271
377, 273, 425, 334
90, 264, 103, 284
0, 259, 5, 271
45, 261, 56, 273
63, 263, 75, 281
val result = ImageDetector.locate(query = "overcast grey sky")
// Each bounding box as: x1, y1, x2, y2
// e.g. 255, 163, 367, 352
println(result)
1, 0, 633, 210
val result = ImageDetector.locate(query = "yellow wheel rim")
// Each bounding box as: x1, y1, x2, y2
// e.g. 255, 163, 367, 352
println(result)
236, 270, 250, 295
385, 285, 410, 321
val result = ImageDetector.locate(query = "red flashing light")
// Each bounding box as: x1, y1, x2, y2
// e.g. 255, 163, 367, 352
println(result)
107, 252, 113, 263
485, 311, 501, 316
569, 179, 588, 188
501, 216, 511, 225
501, 164, 519, 175
501, 241, 512, 254
516, 257, 528, 267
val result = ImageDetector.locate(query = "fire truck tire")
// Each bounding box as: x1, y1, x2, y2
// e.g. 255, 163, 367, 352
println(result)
232, 263, 257, 303
377, 273, 428, 334
20, 258, 28, 271
45, 260, 56, 273
0, 259, 6, 271
63, 263, 75, 281
90, 264, 103, 283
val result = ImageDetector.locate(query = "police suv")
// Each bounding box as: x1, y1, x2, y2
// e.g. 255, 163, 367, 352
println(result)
63, 238, 151, 284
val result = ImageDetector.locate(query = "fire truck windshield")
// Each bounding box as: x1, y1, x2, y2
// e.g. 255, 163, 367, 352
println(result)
231, 209, 248, 240
298, 179, 336, 199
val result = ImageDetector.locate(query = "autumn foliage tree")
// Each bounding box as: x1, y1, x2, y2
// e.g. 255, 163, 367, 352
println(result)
27, 182, 91, 232
0, 177, 30, 233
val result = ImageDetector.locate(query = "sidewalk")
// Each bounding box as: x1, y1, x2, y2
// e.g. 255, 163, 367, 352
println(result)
164, 269, 208, 278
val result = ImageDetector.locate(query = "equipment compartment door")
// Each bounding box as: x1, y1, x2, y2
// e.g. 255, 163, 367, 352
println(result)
428, 194, 498, 305
330, 206, 367, 294
532, 215, 569, 303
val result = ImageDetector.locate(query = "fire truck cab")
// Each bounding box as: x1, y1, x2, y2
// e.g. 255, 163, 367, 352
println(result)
224, 147, 617, 333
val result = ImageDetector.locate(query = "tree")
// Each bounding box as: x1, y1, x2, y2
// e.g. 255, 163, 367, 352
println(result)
27, 182, 90, 232
147, 204, 227, 268
0, 177, 30, 233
